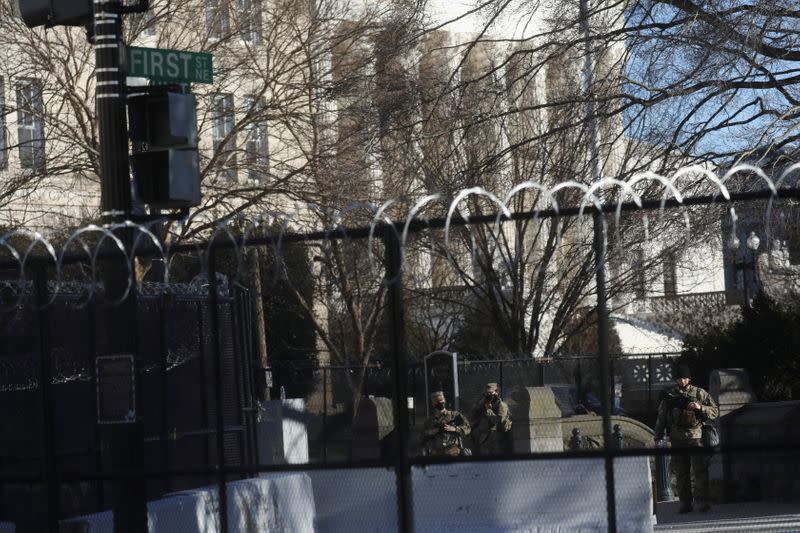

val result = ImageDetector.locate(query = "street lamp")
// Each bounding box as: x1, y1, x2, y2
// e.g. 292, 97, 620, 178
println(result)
728, 231, 761, 307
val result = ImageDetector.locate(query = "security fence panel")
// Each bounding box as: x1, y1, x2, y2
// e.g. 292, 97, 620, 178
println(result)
411, 458, 654, 532
0, 170, 799, 532
308, 468, 399, 531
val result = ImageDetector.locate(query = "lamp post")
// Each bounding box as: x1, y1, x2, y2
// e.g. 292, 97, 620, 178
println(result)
728, 231, 761, 307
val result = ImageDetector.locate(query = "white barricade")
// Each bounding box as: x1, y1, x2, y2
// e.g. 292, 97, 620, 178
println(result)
60, 472, 314, 532
413, 457, 654, 533
309, 458, 653, 532
308, 468, 399, 531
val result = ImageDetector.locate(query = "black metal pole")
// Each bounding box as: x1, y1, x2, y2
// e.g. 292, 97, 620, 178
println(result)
322, 367, 328, 464
592, 211, 617, 533
94, 0, 131, 219
87, 300, 105, 512
655, 439, 673, 502
384, 228, 414, 533
207, 248, 229, 533
647, 355, 652, 422
410, 369, 416, 427
33, 262, 58, 532
159, 294, 171, 493
197, 301, 211, 476
499, 361, 504, 394
92, 2, 146, 531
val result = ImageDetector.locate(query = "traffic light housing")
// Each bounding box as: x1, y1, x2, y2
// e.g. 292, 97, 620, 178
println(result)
128, 91, 201, 208
13, 0, 93, 28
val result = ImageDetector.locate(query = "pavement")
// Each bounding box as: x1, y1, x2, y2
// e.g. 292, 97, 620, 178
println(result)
654, 500, 800, 532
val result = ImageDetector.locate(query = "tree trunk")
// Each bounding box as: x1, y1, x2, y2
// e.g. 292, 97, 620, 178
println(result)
248, 246, 270, 399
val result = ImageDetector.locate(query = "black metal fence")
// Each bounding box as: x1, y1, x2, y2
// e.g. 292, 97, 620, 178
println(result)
1, 182, 799, 532
270, 352, 679, 460
0, 280, 258, 531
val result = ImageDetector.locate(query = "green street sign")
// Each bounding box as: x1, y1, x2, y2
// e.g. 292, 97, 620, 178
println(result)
127, 46, 213, 84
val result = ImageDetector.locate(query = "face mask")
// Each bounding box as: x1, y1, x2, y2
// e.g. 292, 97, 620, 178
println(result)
435, 401, 446, 410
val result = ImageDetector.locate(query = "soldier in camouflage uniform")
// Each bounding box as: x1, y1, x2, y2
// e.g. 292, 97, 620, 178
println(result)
421, 391, 471, 456
469, 382, 512, 455
654, 365, 719, 513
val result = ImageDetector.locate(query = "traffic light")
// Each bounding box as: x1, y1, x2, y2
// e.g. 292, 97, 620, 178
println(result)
13, 0, 92, 28
128, 91, 201, 208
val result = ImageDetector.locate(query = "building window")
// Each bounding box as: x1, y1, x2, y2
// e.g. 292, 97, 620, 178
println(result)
206, 0, 230, 40
15, 79, 45, 171
238, 0, 262, 43
142, 8, 156, 36
0, 77, 7, 170
242, 96, 268, 181
632, 248, 646, 299
212, 93, 236, 179
663, 251, 677, 297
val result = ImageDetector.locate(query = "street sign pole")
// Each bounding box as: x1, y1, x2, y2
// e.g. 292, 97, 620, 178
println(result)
92, 1, 146, 531
95, 1, 131, 219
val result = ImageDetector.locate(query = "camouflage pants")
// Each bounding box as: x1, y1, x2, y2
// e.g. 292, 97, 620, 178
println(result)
672, 439, 710, 505
441, 445, 460, 457
424, 444, 460, 457
473, 431, 511, 456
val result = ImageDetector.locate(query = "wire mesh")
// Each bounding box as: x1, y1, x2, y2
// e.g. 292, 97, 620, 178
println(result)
0, 173, 799, 532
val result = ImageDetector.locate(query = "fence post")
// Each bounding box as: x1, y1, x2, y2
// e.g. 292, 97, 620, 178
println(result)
86, 299, 104, 511
569, 428, 583, 451
499, 361, 504, 394
322, 367, 328, 464
410, 367, 416, 427
32, 261, 58, 532
383, 227, 414, 533
207, 247, 229, 533
159, 293, 172, 494
647, 355, 653, 420
592, 198, 617, 533
613, 424, 623, 449
538, 360, 544, 387
655, 438, 673, 502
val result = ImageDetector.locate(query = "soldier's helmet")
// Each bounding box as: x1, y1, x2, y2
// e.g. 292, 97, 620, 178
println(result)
430, 390, 445, 404
674, 364, 691, 379
485, 382, 498, 392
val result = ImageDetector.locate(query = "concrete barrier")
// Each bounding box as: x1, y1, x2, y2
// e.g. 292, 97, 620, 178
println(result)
308, 458, 653, 532
413, 457, 654, 532
60, 473, 314, 532
308, 468, 399, 531
509, 386, 564, 453
258, 399, 310, 465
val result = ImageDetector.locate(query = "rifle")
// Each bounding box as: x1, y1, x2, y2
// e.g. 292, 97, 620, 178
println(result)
665, 393, 694, 411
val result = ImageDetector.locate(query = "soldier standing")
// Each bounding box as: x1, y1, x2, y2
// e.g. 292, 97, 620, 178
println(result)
469, 382, 512, 455
421, 391, 471, 456
654, 364, 719, 513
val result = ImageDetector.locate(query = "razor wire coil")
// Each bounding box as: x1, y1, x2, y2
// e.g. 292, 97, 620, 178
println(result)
0, 166, 797, 311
